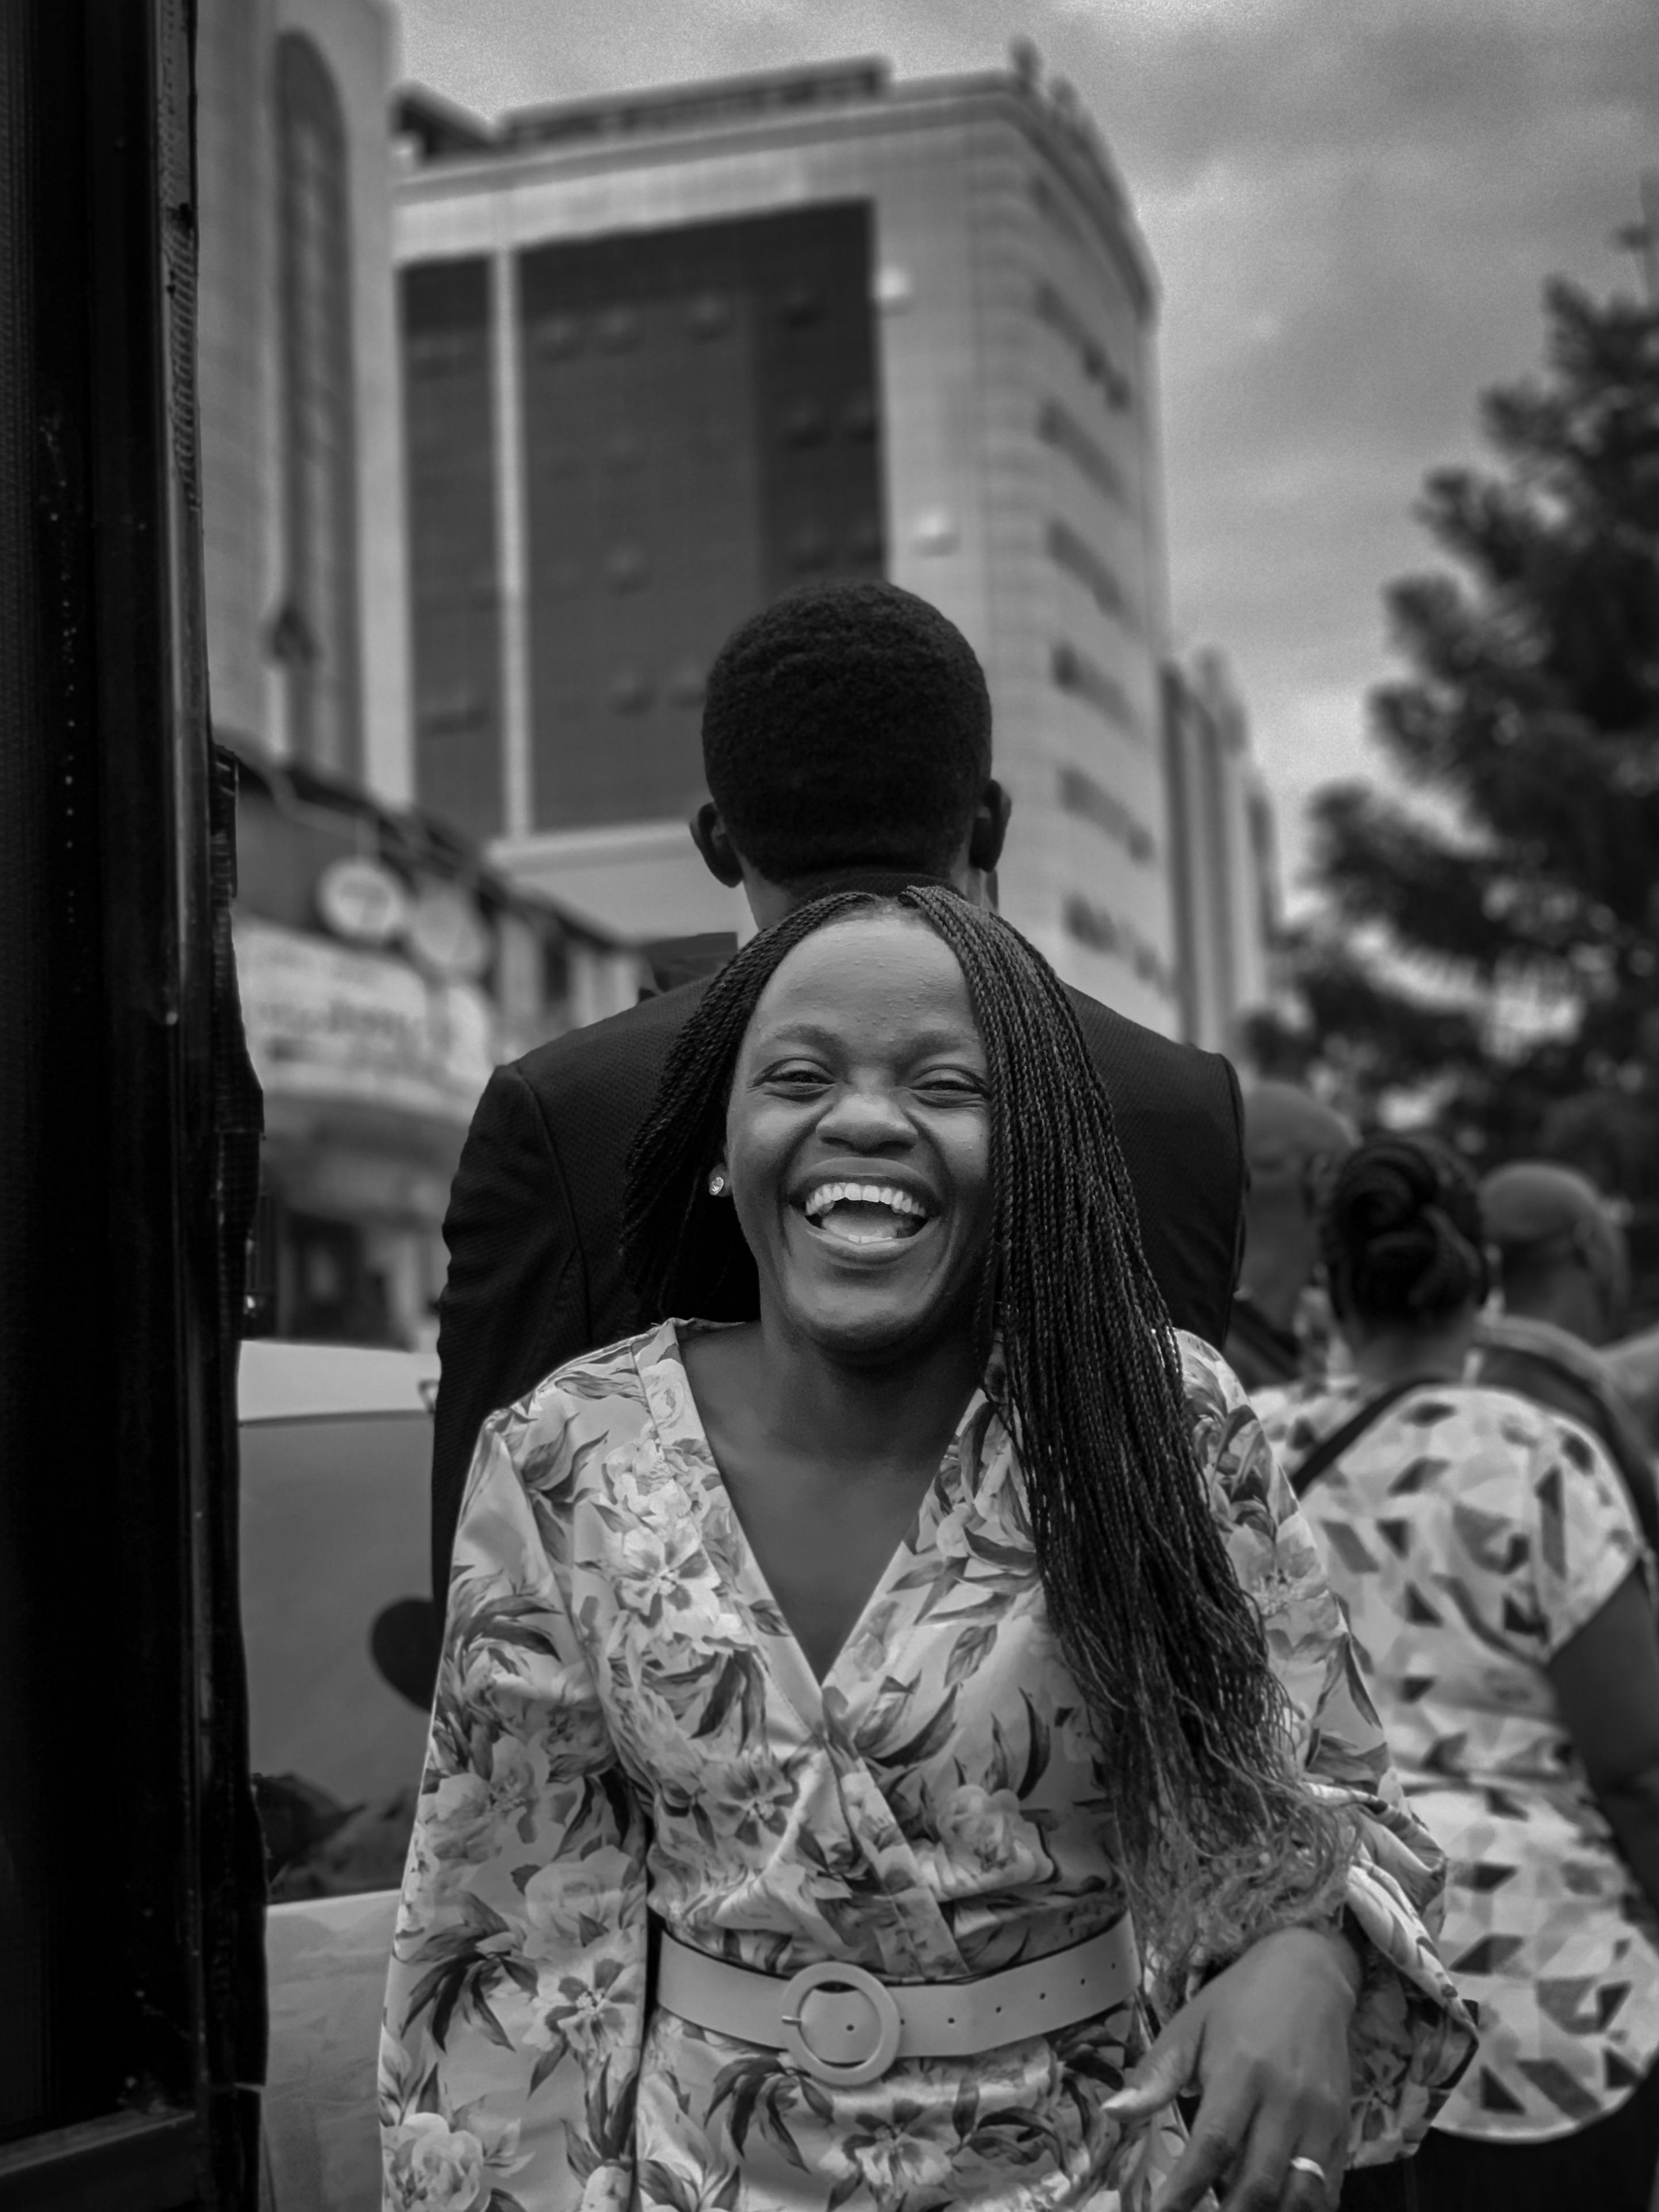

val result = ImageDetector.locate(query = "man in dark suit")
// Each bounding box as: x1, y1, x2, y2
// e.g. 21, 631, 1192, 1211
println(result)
431, 581, 1245, 1595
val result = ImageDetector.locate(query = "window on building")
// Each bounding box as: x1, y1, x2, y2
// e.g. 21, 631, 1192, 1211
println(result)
1056, 761, 1156, 864
275, 32, 362, 779
1036, 397, 1125, 505
1051, 639, 1140, 737
514, 203, 884, 833
402, 258, 501, 841
1033, 280, 1133, 412
1047, 518, 1135, 628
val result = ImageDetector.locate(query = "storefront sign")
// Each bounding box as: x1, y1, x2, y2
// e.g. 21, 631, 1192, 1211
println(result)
234, 917, 496, 1126
316, 856, 411, 948
407, 883, 492, 981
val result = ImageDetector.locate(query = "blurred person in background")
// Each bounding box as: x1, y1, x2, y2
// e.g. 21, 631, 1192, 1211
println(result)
1476, 1161, 1659, 1557
1608, 1321, 1659, 1454
1256, 1134, 1659, 2210
1224, 1084, 1357, 1393
429, 581, 1246, 1605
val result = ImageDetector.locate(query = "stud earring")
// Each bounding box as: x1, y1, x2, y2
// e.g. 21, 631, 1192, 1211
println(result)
707, 1169, 727, 1197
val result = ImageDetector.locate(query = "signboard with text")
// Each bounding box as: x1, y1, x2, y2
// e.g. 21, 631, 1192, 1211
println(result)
234, 917, 496, 1126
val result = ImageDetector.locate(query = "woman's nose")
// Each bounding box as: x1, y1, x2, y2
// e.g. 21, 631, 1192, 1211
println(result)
817, 1082, 912, 1148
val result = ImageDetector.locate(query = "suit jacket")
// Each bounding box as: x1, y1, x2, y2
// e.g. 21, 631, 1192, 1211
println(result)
1224, 1292, 1306, 1397
431, 978, 1245, 1596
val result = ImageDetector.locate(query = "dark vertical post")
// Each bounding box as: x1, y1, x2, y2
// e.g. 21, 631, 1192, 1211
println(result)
0, 1, 264, 2203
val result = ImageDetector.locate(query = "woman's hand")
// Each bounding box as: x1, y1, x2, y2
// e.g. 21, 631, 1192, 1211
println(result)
1101, 1924, 1360, 2210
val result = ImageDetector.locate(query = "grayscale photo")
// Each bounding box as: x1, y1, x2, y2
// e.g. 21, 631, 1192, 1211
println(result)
1, 3, 1655, 2208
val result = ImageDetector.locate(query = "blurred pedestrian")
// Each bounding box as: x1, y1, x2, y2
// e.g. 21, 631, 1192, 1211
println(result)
383, 892, 1472, 2212
1608, 1320, 1659, 1452
428, 581, 1246, 1602
1225, 1083, 1357, 1392
1257, 1135, 1659, 2211
1476, 1161, 1659, 1556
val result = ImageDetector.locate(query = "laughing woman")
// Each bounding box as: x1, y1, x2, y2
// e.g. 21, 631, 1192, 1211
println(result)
381, 890, 1473, 2212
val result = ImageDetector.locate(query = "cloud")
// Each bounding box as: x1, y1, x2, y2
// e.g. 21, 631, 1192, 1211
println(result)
393, 0, 1659, 890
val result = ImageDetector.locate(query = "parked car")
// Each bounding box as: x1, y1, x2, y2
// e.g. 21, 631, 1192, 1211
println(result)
240, 1338, 442, 2211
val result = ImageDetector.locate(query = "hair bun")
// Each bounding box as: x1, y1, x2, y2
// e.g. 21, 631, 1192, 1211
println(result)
1321, 1136, 1488, 1327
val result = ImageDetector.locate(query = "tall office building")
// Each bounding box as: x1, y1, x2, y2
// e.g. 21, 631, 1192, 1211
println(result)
194, 0, 637, 1346
394, 55, 1182, 1028
198, 0, 412, 797
1162, 653, 1279, 1058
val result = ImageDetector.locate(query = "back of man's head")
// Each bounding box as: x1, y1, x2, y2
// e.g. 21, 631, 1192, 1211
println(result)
1243, 1085, 1358, 1214
701, 580, 993, 885
1235, 1084, 1358, 1326
1480, 1160, 1630, 1342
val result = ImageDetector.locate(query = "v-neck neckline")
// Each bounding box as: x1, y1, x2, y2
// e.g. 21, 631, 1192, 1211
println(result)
653, 1319, 992, 1717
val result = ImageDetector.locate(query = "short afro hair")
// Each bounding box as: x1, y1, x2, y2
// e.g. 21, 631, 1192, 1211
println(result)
701, 580, 993, 885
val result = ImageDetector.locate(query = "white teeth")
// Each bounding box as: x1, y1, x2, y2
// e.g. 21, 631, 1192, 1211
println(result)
802, 1180, 931, 1224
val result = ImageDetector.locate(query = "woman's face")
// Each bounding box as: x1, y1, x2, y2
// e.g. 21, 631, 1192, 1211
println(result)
719, 912, 993, 1363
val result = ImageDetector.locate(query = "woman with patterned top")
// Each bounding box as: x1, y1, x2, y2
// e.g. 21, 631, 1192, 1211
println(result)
1255, 1134, 1659, 2210
381, 892, 1473, 2212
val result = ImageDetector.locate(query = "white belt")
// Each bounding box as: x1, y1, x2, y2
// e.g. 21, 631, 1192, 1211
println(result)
656, 1920, 1139, 2088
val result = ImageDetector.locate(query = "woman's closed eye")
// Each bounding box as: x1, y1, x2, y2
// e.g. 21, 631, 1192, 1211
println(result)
757, 1061, 834, 1096
913, 1069, 988, 1104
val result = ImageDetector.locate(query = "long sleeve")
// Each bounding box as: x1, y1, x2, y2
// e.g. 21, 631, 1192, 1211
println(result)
432, 1064, 588, 1602
384, 1407, 650, 2212
1063, 991, 1246, 1347
1175, 1333, 1478, 2166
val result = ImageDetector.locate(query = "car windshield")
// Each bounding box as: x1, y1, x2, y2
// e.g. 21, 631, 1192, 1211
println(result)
240, 1341, 441, 1901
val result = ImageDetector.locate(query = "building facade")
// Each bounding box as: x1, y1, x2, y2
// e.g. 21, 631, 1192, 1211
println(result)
1162, 652, 1279, 1058
195, 0, 638, 1345
197, 0, 412, 798
393, 56, 1182, 1028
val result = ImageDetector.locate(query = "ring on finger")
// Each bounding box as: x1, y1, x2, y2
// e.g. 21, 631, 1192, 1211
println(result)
1287, 2152, 1333, 2205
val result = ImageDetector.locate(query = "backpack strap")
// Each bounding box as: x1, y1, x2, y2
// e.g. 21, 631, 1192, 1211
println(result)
1288, 1381, 1427, 1499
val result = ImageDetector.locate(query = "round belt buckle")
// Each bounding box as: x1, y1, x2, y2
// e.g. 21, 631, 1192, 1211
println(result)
779, 1960, 902, 2088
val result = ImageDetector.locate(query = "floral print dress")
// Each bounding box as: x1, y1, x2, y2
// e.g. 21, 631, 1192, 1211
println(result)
381, 1323, 1474, 2212
1256, 1376, 1659, 2145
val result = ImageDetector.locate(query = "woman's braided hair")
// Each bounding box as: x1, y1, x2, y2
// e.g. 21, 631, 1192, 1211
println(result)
1321, 1134, 1490, 1327
621, 888, 1351, 1977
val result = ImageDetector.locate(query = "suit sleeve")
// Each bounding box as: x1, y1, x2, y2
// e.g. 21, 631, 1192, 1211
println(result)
431, 1064, 587, 1602
1121, 1044, 1245, 1350
1221, 1051, 1247, 1318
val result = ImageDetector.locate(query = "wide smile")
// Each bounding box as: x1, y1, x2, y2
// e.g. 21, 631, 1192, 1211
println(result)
794, 1178, 938, 1253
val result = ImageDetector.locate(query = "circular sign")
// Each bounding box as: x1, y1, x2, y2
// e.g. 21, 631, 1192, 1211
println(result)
316, 856, 410, 948
407, 883, 492, 982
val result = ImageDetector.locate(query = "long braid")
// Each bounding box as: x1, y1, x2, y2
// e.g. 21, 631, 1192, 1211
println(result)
622, 891, 1351, 1982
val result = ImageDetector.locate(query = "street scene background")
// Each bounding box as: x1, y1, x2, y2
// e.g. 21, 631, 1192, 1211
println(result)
201, 0, 1659, 1346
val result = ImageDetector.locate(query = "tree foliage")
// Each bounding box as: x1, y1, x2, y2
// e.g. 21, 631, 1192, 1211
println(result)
1256, 279, 1659, 1293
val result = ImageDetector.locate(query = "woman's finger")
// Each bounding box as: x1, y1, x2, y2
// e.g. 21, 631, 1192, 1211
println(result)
1282, 2146, 1340, 2211
1305, 2131, 1348, 2208
1098, 2014, 1201, 2123
1151, 2075, 1256, 2212
1213, 2091, 1305, 2212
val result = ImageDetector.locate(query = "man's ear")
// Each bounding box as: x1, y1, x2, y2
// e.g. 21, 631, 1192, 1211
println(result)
691, 802, 745, 888
968, 779, 1013, 874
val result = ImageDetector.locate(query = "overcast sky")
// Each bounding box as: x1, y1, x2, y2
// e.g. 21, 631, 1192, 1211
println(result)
393, 0, 1658, 897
